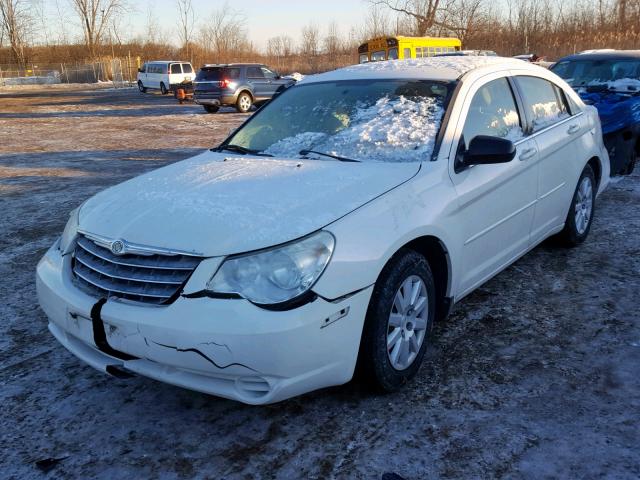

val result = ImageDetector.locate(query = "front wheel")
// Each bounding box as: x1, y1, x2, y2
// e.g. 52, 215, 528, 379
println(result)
137, 81, 147, 93
358, 249, 436, 392
236, 92, 252, 113
556, 164, 596, 247
160, 82, 168, 95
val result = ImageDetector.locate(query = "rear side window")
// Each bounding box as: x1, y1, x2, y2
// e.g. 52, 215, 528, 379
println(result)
516, 76, 570, 132
182, 63, 193, 74
247, 67, 264, 78
462, 77, 523, 147
225, 68, 241, 79
170, 64, 182, 74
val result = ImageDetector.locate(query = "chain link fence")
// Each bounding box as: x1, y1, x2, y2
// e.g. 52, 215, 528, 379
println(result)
0, 57, 138, 87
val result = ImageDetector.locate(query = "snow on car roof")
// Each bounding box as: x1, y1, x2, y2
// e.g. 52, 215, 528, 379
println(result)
300, 56, 533, 84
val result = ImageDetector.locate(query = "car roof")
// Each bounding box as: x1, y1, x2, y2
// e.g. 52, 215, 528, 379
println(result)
556, 50, 640, 62
300, 56, 539, 84
147, 60, 190, 64
201, 63, 264, 68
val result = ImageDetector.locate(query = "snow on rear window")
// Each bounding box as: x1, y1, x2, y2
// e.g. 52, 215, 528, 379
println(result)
265, 95, 444, 162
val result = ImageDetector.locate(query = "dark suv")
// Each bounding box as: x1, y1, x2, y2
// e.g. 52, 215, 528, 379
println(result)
193, 63, 296, 113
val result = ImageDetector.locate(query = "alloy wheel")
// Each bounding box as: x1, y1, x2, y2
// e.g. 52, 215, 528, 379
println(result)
387, 275, 429, 371
574, 176, 593, 235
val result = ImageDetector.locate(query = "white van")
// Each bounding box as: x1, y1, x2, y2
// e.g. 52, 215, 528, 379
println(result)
137, 61, 195, 94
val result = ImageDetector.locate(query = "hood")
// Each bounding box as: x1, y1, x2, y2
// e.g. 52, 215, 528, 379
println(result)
578, 90, 640, 134
79, 150, 420, 257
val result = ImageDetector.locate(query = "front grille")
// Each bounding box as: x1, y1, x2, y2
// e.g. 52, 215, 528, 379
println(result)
72, 235, 201, 305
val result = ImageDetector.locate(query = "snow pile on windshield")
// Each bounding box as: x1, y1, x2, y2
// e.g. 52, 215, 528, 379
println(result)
265, 95, 444, 162
531, 101, 570, 130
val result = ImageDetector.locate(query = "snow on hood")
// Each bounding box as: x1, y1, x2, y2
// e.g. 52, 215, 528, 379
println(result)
578, 88, 640, 134
79, 150, 420, 257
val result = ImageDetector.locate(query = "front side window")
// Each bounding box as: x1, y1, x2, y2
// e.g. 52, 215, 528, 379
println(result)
517, 76, 570, 132
140, 63, 147, 73
371, 50, 386, 61
388, 48, 399, 60
261, 67, 277, 79
462, 77, 523, 147
226, 79, 454, 163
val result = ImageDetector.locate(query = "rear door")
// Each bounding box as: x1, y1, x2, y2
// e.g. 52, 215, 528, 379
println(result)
449, 75, 540, 296
181, 63, 194, 82
514, 75, 587, 243
246, 66, 268, 99
169, 63, 183, 86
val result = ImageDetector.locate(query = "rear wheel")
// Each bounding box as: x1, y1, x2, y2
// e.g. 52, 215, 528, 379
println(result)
236, 92, 252, 113
358, 249, 436, 392
160, 82, 168, 95
137, 81, 147, 93
556, 164, 596, 247
203, 105, 219, 114
624, 149, 637, 175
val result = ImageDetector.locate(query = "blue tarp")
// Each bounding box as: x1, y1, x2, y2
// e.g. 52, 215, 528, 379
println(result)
578, 91, 640, 134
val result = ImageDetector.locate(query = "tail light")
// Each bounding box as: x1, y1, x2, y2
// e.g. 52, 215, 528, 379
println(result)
219, 79, 236, 89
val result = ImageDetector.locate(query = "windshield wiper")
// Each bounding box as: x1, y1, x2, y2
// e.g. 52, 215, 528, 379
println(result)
215, 144, 273, 157
299, 149, 361, 163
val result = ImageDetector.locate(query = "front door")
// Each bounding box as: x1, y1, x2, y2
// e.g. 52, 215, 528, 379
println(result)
246, 66, 268, 100
449, 76, 539, 297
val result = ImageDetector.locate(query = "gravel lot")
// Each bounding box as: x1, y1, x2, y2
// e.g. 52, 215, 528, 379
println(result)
1, 85, 639, 480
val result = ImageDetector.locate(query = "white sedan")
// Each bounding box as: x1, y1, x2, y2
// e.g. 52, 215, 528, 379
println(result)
37, 57, 609, 404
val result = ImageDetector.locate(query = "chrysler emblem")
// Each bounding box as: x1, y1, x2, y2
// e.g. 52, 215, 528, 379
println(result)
111, 240, 125, 255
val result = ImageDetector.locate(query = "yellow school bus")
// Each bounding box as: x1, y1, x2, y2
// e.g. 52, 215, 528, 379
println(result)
358, 36, 462, 63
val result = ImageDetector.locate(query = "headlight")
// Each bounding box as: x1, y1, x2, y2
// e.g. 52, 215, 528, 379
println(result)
207, 231, 335, 305
59, 207, 80, 254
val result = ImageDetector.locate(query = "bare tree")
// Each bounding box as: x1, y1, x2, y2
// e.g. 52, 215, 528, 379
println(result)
69, 0, 125, 58
176, 0, 194, 58
323, 21, 341, 56
300, 23, 320, 56
198, 3, 248, 62
369, 0, 450, 35
439, 0, 485, 43
363, 4, 391, 38
0, 0, 30, 67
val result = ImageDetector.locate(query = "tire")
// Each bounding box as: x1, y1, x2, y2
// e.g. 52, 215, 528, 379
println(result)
556, 164, 596, 247
358, 249, 436, 392
137, 81, 147, 93
203, 105, 219, 114
236, 92, 252, 113
160, 82, 168, 95
624, 150, 637, 175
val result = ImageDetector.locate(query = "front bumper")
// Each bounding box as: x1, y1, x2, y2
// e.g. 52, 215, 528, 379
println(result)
36, 243, 372, 404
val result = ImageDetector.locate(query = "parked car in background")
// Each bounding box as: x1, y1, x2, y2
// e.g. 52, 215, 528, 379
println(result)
37, 57, 609, 405
193, 63, 295, 113
551, 50, 640, 174
137, 61, 195, 95
436, 50, 497, 57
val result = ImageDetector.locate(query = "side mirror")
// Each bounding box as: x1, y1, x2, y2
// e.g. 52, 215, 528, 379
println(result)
138, 68, 143, 73
463, 135, 516, 167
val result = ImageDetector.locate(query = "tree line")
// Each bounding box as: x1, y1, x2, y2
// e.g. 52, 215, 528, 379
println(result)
1, 0, 640, 75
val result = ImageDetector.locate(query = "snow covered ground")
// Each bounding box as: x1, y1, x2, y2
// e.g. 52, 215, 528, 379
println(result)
1, 86, 639, 479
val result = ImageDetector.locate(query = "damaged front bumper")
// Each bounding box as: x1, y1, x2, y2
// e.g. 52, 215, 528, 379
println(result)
36, 243, 373, 405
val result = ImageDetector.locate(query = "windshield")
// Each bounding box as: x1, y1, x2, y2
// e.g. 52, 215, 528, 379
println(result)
225, 79, 454, 163
551, 59, 640, 91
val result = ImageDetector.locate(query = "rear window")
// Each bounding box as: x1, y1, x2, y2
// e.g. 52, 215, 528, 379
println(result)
196, 67, 241, 82
182, 63, 193, 74
170, 64, 182, 74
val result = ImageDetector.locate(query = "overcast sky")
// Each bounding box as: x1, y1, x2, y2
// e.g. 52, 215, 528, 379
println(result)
43, 0, 368, 48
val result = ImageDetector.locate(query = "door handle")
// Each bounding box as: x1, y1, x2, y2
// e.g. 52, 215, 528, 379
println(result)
519, 147, 537, 161
567, 124, 580, 134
